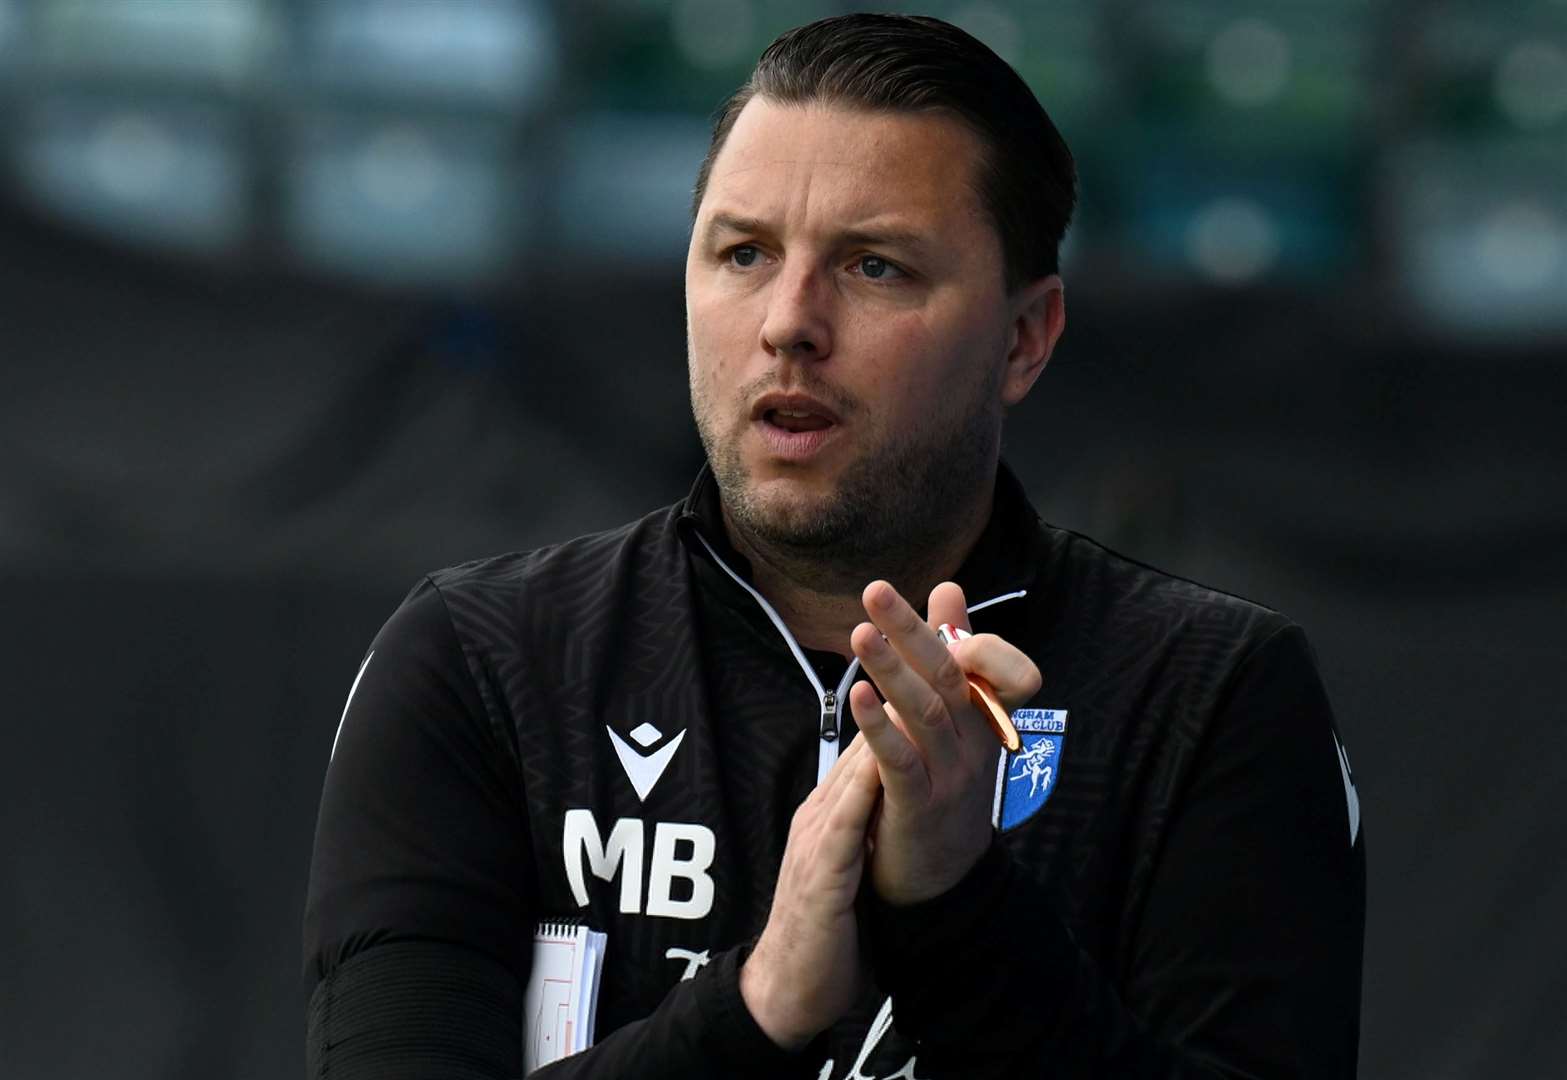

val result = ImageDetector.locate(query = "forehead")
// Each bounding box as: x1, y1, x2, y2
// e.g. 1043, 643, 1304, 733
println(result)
700, 98, 991, 233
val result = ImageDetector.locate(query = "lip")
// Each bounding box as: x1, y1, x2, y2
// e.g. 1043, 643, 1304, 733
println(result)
749, 392, 842, 425
753, 417, 839, 461
748, 392, 842, 463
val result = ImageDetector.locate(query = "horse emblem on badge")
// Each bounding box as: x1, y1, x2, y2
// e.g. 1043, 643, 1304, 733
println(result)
993, 709, 1067, 830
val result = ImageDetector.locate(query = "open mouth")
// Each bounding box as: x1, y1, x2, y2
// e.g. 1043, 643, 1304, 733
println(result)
764, 408, 834, 433
750, 392, 842, 460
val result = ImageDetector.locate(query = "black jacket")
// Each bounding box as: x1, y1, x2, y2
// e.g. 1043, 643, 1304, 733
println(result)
304, 463, 1365, 1078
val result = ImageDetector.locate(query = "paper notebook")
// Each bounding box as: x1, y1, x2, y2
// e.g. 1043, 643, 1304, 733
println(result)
523, 922, 607, 1073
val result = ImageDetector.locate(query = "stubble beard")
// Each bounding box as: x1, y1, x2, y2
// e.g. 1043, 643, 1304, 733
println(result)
690, 362, 1003, 596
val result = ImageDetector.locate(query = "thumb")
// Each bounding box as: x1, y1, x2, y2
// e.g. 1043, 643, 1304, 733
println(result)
926, 581, 970, 634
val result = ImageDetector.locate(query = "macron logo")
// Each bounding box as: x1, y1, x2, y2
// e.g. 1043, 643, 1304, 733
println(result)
607, 723, 685, 801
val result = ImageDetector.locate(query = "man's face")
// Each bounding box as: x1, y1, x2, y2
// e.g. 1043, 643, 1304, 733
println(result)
685, 98, 1018, 585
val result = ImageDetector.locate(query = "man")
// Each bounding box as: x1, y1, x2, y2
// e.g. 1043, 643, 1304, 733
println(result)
304, 14, 1365, 1079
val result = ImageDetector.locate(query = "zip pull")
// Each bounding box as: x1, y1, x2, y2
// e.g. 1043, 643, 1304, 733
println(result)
819, 690, 838, 742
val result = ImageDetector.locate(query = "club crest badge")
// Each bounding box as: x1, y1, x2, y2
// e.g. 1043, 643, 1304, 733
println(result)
992, 709, 1067, 830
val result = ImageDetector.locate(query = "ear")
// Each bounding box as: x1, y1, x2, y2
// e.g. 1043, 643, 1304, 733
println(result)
1000, 274, 1065, 407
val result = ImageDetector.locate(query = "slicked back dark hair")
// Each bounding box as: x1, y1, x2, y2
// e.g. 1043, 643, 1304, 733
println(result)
691, 13, 1077, 290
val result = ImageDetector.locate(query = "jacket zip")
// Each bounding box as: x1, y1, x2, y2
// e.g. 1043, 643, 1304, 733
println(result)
693, 532, 1027, 785
820, 692, 838, 741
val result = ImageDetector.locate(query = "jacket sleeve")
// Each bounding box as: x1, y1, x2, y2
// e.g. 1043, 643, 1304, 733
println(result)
529, 943, 804, 1080
305, 936, 804, 1079
866, 624, 1366, 1078
303, 580, 808, 1079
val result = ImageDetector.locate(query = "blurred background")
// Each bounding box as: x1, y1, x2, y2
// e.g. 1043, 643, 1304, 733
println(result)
1, 0, 1563, 1077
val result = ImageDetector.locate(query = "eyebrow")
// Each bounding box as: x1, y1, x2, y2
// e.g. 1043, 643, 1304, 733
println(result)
702, 213, 933, 257
703, 213, 770, 244
838, 226, 932, 257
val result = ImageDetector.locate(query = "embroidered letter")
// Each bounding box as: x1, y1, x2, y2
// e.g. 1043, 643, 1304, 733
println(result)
646, 822, 716, 919
563, 810, 644, 913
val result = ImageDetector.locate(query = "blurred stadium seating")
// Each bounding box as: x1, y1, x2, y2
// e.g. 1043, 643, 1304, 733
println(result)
1, 0, 1560, 335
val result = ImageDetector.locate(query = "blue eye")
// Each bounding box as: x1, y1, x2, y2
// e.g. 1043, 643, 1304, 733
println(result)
858, 255, 900, 280
729, 245, 760, 267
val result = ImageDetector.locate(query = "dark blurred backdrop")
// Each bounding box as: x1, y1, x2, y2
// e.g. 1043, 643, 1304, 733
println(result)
2, 1, 1564, 1077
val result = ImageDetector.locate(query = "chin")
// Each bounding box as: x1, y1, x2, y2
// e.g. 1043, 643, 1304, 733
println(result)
735, 478, 850, 545
748, 459, 832, 484
746, 473, 831, 511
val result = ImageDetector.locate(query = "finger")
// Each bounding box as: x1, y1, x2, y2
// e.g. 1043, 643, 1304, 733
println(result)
927, 581, 970, 635
880, 701, 913, 740
820, 745, 882, 872
851, 618, 960, 738
860, 582, 972, 722
793, 736, 873, 869
831, 745, 881, 818
852, 611, 968, 767
812, 731, 868, 808
847, 678, 930, 802
953, 634, 1043, 710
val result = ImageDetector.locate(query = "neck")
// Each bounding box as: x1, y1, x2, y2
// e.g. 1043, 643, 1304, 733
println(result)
720, 485, 995, 657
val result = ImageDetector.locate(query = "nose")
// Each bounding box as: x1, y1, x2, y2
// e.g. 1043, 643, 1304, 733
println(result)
759, 260, 833, 361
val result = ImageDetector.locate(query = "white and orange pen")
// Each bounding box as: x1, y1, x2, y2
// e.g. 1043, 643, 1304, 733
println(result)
935, 623, 1021, 752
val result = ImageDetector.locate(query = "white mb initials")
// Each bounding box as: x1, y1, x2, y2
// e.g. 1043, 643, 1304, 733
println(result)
563, 810, 716, 920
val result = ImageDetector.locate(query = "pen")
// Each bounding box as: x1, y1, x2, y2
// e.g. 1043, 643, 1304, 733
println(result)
935, 623, 1022, 752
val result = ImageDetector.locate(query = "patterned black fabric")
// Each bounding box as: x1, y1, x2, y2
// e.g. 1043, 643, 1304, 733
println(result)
304, 461, 1365, 1078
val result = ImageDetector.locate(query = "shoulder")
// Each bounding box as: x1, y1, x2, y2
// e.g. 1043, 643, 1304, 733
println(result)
1036, 522, 1300, 673
395, 502, 696, 710
420, 501, 687, 622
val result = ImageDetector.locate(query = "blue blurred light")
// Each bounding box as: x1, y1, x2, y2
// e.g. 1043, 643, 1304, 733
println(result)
669, 0, 758, 71
1205, 16, 1291, 108
1128, 0, 1371, 131
556, 113, 711, 266
311, 0, 555, 109
1185, 196, 1282, 283
1493, 39, 1567, 131
16, 97, 249, 253
35, 0, 275, 85
0, 0, 20, 75
285, 115, 521, 283
1121, 143, 1353, 284
1390, 139, 1567, 338
948, 2, 1025, 67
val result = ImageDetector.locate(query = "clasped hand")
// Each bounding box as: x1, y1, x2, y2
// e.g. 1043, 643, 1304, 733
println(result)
741, 580, 1041, 1049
